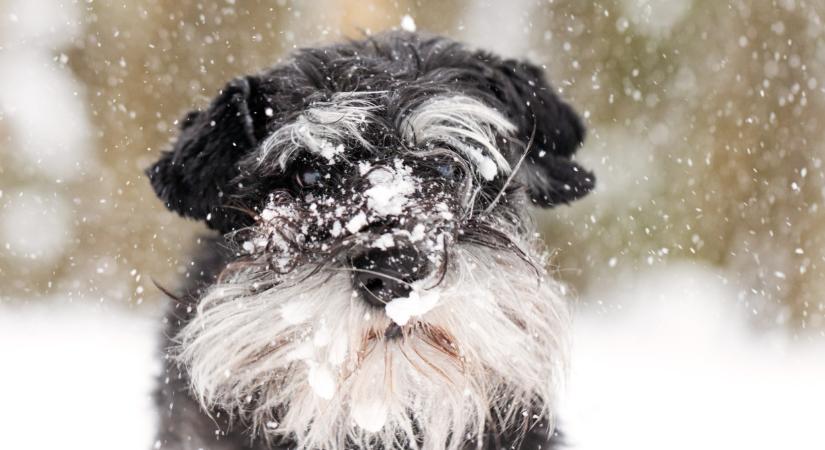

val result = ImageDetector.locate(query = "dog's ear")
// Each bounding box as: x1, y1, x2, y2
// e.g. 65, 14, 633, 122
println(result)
146, 76, 265, 232
483, 56, 595, 207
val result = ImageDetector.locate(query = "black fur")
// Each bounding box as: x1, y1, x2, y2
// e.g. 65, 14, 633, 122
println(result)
149, 31, 590, 450
147, 31, 593, 233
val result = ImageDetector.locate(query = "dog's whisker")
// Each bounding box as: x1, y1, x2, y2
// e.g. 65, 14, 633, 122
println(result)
483, 123, 537, 215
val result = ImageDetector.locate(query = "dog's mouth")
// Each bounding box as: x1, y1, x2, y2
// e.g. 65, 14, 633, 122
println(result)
384, 308, 447, 342
383, 323, 403, 339
356, 319, 462, 377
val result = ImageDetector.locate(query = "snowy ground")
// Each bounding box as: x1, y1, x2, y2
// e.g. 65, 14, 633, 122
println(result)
0, 303, 158, 450
562, 263, 825, 450
1, 263, 823, 450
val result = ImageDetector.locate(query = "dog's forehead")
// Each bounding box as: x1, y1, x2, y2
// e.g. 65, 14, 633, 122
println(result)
253, 91, 516, 182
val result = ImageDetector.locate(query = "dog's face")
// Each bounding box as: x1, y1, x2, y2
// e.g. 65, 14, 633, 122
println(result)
148, 32, 593, 449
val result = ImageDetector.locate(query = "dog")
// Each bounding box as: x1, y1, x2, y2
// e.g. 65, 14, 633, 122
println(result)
147, 31, 594, 450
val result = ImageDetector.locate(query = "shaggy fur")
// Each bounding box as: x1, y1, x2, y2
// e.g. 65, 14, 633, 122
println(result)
179, 245, 568, 450
148, 31, 593, 450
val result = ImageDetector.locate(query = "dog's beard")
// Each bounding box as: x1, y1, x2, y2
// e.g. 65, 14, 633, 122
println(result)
176, 242, 570, 450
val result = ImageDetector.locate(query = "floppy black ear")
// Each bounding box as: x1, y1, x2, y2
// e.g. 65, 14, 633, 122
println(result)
485, 57, 595, 207
146, 76, 264, 232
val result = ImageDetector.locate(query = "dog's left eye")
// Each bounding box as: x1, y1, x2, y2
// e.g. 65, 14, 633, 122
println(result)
435, 163, 461, 182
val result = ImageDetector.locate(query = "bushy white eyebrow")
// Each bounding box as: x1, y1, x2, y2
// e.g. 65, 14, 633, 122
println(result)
399, 95, 516, 180
257, 91, 385, 168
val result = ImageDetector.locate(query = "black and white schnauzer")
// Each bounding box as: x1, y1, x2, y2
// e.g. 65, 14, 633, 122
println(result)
148, 31, 594, 450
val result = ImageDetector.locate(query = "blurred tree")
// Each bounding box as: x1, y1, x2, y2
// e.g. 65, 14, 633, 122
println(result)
2, 0, 823, 333
534, 0, 825, 330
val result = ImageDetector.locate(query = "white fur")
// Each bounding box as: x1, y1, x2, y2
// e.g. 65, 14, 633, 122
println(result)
254, 93, 516, 183
257, 91, 384, 168
176, 239, 569, 450
400, 96, 517, 180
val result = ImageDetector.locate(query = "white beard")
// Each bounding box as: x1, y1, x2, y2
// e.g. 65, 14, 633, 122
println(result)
175, 242, 570, 450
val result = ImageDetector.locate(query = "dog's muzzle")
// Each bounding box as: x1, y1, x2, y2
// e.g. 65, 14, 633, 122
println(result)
350, 246, 428, 306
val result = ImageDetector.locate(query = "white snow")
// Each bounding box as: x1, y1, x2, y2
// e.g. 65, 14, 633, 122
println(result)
358, 161, 373, 175
260, 206, 278, 221
400, 15, 417, 33
307, 364, 336, 400
317, 140, 345, 163
313, 323, 331, 347
365, 166, 417, 217
385, 287, 440, 326
434, 202, 454, 221
345, 211, 368, 234
562, 262, 825, 450
330, 220, 343, 237
0, 303, 157, 450
371, 233, 396, 250
409, 223, 426, 242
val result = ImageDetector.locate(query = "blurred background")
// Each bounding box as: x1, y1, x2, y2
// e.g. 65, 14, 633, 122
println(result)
1, 0, 824, 449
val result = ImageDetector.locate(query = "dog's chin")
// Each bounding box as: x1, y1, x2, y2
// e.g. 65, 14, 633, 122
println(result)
176, 243, 570, 450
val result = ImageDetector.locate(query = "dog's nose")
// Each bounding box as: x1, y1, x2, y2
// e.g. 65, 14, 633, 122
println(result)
351, 247, 425, 307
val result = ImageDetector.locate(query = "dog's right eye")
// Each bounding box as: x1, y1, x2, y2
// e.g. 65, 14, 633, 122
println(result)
295, 168, 323, 189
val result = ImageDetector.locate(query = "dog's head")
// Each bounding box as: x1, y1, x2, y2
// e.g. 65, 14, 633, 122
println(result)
148, 32, 593, 449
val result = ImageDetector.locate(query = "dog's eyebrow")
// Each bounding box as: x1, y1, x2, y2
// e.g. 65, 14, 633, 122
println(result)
257, 91, 387, 169
252, 92, 516, 185
399, 95, 515, 181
